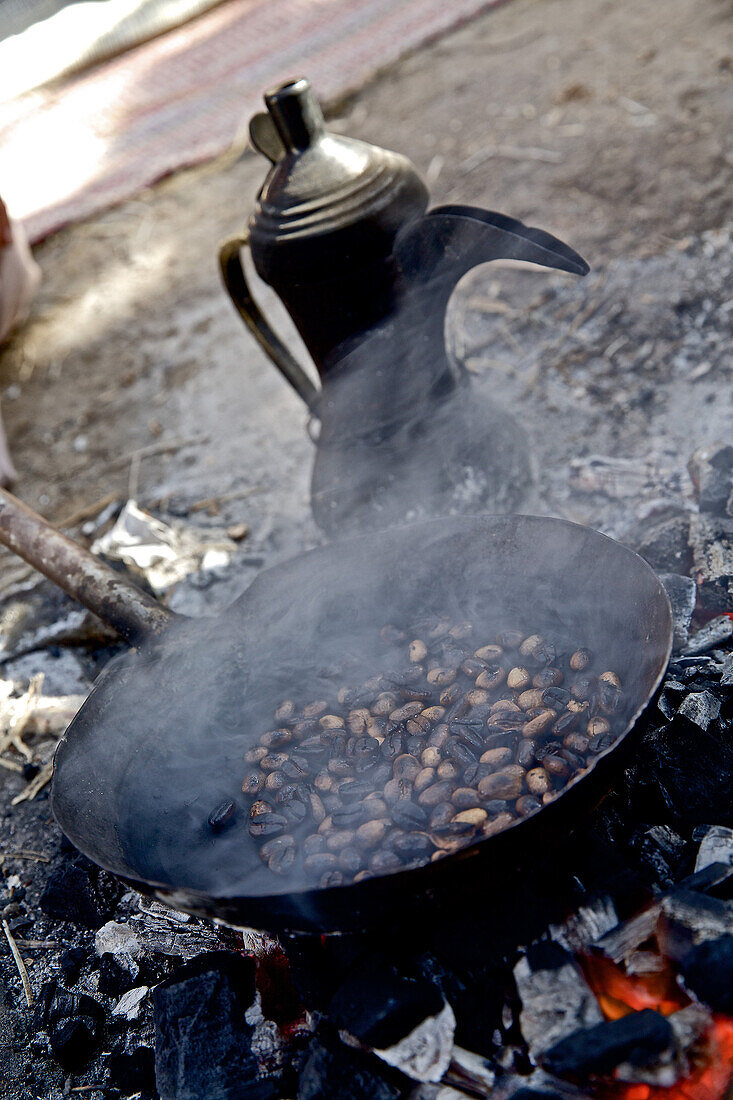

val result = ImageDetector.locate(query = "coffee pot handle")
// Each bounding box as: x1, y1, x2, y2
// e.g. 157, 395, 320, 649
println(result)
219, 233, 320, 411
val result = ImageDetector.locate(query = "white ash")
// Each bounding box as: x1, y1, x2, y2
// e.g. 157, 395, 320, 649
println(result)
695, 825, 733, 872
514, 953, 603, 1059
372, 1000, 456, 1083
551, 896, 619, 953
112, 984, 149, 1020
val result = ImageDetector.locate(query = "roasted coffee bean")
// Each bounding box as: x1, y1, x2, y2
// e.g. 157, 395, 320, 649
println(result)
516, 740, 537, 769
405, 735, 426, 756
507, 667, 531, 691
355, 819, 388, 849
439, 682, 463, 708
303, 851, 337, 875
382, 732, 406, 759
563, 732, 590, 754
314, 771, 333, 793
476, 667, 507, 691
372, 693, 399, 716
260, 751, 290, 772
587, 716, 611, 737
552, 711, 578, 735
461, 762, 483, 786
303, 700, 328, 719
560, 749, 585, 770
475, 644, 503, 662
208, 800, 236, 831
497, 630, 523, 649
327, 759, 353, 779
533, 667, 563, 689
370, 763, 392, 787
277, 786, 310, 824
274, 701, 297, 723
370, 850, 403, 874
390, 702, 424, 723
517, 689, 545, 711
519, 634, 544, 659
300, 734, 327, 755
261, 728, 294, 749
281, 756, 309, 780
429, 802, 455, 827
406, 714, 432, 738
427, 667, 458, 687
421, 746, 442, 768
437, 760, 461, 782
598, 680, 622, 713
245, 746, 268, 765
326, 829, 355, 852
384, 778, 413, 803
525, 767, 551, 796
483, 812, 516, 837
452, 787, 481, 810
483, 799, 510, 815
569, 648, 591, 671
589, 732, 616, 753
522, 710, 556, 738
461, 657, 487, 678
393, 831, 434, 859
242, 771, 264, 796
542, 752, 570, 778
455, 724, 486, 752
415, 767, 437, 793
363, 794, 388, 817
571, 676, 595, 702
543, 686, 571, 708
391, 801, 428, 829
249, 812, 288, 839
331, 806, 365, 828
339, 847, 363, 875
478, 766, 525, 801
303, 833, 326, 857
260, 835, 296, 874
409, 639, 428, 663
453, 807, 488, 827
448, 740, 479, 767
480, 746, 513, 769
321, 870, 344, 888
393, 754, 421, 782
515, 795, 542, 817
418, 779, 458, 807
264, 771, 286, 793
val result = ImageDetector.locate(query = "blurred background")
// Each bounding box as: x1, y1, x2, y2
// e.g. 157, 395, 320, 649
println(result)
0, 0, 731, 586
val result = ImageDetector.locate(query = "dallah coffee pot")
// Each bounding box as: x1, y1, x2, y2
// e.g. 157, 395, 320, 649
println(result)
220, 78, 588, 533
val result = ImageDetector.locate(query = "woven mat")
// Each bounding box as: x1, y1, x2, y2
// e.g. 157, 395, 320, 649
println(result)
0, 0, 502, 243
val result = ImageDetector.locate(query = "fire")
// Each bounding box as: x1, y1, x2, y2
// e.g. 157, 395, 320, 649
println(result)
580, 955, 733, 1100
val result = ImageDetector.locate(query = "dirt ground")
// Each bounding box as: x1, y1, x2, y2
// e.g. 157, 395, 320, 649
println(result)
1, 0, 732, 575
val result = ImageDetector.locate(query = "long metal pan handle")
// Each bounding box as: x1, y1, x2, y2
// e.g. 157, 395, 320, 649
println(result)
0, 489, 176, 646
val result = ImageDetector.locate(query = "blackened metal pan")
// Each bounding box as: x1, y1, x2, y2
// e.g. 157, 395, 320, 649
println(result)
0, 491, 672, 933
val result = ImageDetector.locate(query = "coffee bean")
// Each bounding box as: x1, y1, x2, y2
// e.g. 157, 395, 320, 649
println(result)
249, 812, 288, 839
525, 767, 551, 796
418, 779, 457, 807
515, 795, 542, 817
453, 808, 488, 827
391, 801, 428, 829
452, 787, 481, 810
355, 819, 388, 849
415, 767, 438, 793
478, 766, 525, 801
260, 835, 296, 874
208, 800, 236, 831
570, 649, 591, 672
393, 754, 421, 782
507, 667, 531, 690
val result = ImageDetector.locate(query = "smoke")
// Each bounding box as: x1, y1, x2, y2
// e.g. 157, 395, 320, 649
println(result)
52, 514, 671, 918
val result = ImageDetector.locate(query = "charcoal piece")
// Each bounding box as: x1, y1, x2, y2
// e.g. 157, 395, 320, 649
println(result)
694, 825, 733, 872
59, 945, 88, 983
329, 958, 444, 1050
153, 952, 271, 1100
97, 955, 134, 997
683, 616, 733, 655
688, 514, 733, 612
659, 889, 733, 963
34, 981, 104, 1070
542, 1009, 673, 1078
514, 943, 603, 1059
39, 853, 122, 928
688, 444, 733, 516
679, 936, 733, 1013
297, 1035, 405, 1100
659, 574, 697, 651
676, 690, 721, 730
629, 514, 693, 575
107, 1047, 157, 1097
633, 716, 733, 828
631, 825, 686, 888
657, 680, 686, 720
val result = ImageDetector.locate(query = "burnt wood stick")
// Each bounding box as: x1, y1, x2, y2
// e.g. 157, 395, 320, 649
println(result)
0, 488, 175, 645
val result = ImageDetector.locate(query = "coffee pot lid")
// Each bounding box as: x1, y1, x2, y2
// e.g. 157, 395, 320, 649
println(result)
248, 78, 428, 283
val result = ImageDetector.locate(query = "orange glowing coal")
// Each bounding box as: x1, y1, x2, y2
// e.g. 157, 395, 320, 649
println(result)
580, 954, 733, 1099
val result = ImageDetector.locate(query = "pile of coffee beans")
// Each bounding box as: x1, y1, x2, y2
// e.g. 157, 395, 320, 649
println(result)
226, 619, 624, 889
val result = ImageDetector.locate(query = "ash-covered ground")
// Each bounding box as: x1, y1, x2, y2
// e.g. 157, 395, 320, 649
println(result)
0, 0, 732, 1095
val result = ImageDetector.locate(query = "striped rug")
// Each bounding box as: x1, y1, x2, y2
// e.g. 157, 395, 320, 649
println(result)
0, 0, 504, 242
